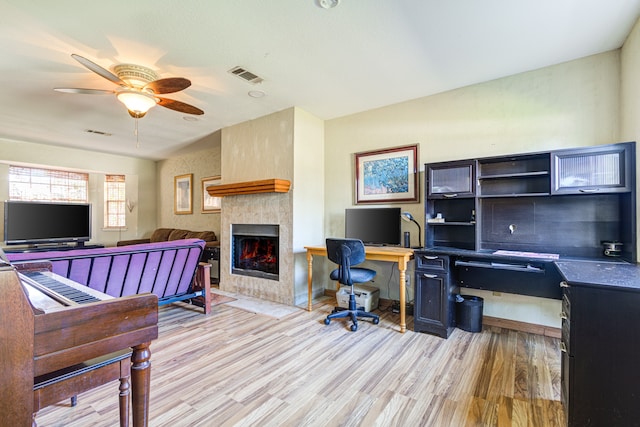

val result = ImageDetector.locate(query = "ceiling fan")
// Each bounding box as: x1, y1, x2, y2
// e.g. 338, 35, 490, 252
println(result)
55, 54, 204, 118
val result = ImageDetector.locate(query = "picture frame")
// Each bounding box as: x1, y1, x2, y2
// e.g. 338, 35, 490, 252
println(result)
174, 174, 193, 214
201, 175, 222, 213
355, 144, 419, 204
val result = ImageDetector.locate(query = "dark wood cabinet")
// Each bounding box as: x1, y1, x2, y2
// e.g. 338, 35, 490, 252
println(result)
424, 141, 636, 261
427, 160, 476, 198
425, 161, 477, 250
557, 261, 640, 427
551, 142, 632, 194
413, 252, 458, 338
417, 141, 636, 341
201, 246, 220, 284
478, 153, 550, 197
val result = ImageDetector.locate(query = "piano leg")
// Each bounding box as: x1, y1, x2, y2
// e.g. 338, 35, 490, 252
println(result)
131, 342, 152, 427
119, 376, 130, 427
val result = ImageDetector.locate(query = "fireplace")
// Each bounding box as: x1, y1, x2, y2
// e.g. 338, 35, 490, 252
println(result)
231, 224, 279, 281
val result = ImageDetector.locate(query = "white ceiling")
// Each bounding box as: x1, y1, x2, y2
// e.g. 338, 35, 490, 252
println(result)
1, 0, 639, 160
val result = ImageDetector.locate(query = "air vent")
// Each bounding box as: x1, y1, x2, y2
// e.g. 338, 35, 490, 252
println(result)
228, 66, 264, 84
85, 129, 112, 136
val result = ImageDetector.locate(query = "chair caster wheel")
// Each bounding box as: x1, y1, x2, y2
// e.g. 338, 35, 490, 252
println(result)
350, 324, 358, 331
324, 318, 330, 325
373, 318, 379, 325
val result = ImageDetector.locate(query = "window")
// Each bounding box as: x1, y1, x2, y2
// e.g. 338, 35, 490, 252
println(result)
104, 175, 126, 228
9, 165, 88, 202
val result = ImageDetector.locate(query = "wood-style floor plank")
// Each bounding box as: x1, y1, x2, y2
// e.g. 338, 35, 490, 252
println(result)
34, 297, 565, 427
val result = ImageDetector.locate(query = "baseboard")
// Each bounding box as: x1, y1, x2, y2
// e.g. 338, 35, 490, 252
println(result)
482, 316, 561, 338
324, 289, 336, 297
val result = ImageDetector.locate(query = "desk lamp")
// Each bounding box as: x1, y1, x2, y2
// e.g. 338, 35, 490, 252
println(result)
401, 212, 422, 248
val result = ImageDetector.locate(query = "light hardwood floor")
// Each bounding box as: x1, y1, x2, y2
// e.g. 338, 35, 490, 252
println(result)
35, 297, 565, 427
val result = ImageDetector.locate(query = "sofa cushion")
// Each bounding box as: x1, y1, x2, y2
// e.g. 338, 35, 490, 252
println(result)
186, 230, 217, 242
167, 229, 190, 241
150, 228, 174, 242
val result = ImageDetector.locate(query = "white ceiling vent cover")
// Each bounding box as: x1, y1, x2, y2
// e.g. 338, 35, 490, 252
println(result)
228, 66, 264, 84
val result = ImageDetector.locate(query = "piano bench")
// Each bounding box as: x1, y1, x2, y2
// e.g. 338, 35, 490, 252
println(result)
33, 349, 132, 427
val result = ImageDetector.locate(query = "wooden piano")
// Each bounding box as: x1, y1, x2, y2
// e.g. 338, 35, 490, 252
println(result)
0, 258, 158, 427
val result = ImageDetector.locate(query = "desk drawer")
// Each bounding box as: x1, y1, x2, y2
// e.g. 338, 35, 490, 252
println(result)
416, 253, 449, 271
454, 258, 562, 299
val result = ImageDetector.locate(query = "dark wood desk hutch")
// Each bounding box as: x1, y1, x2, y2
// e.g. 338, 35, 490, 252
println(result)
415, 141, 637, 426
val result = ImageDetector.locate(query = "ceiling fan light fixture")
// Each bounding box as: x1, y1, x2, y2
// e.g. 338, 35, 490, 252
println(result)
116, 90, 157, 117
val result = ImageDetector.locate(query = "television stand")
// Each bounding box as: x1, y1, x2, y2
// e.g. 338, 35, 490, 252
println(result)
3, 243, 104, 253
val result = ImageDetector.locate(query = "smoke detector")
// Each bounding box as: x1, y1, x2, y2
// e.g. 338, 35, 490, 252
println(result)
317, 0, 340, 9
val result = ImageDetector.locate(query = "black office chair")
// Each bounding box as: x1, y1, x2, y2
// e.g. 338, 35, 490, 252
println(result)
324, 238, 380, 331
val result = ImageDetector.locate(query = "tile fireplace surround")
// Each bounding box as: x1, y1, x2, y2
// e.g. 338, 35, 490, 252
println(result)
219, 192, 294, 305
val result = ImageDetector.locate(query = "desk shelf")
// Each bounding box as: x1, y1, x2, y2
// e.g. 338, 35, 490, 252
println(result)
424, 141, 636, 261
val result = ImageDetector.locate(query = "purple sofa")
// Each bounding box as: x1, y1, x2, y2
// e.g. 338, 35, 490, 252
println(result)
6, 238, 212, 314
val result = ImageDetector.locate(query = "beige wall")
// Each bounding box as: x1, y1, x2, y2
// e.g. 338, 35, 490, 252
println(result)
620, 16, 640, 261
217, 107, 325, 305
292, 107, 325, 303
0, 137, 157, 247
221, 109, 294, 183
220, 108, 296, 303
323, 51, 622, 327
155, 131, 222, 236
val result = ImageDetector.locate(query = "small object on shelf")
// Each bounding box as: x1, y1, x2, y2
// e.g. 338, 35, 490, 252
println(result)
470, 209, 476, 223
427, 217, 445, 223
602, 240, 623, 257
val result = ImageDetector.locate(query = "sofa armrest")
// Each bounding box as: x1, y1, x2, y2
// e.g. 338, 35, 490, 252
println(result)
116, 238, 151, 247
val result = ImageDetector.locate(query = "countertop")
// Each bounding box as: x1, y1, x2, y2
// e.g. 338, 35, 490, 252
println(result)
418, 246, 564, 264
418, 246, 640, 292
554, 259, 640, 291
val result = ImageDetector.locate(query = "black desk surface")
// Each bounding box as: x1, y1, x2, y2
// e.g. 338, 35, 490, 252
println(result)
555, 259, 640, 291
419, 246, 638, 295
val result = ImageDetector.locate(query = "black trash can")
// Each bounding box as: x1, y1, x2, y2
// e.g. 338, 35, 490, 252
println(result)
455, 295, 484, 332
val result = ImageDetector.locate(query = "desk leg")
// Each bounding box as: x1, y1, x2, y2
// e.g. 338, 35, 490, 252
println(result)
398, 265, 407, 333
306, 251, 313, 311
396, 255, 413, 333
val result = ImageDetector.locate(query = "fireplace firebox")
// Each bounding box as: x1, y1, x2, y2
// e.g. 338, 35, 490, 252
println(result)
231, 224, 279, 281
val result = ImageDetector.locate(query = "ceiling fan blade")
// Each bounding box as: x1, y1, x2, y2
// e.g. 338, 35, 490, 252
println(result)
54, 88, 115, 95
144, 77, 191, 94
157, 97, 204, 115
71, 54, 127, 86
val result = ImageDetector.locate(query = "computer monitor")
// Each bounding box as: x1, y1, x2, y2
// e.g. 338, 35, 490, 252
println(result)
345, 207, 401, 246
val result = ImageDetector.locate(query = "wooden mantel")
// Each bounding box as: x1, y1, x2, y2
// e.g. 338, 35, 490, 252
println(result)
206, 179, 291, 197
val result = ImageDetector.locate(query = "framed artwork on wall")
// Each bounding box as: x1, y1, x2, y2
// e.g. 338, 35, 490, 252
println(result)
174, 173, 193, 214
201, 176, 222, 213
355, 144, 419, 204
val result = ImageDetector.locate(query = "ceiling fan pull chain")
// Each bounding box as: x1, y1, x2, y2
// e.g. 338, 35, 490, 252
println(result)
134, 117, 140, 149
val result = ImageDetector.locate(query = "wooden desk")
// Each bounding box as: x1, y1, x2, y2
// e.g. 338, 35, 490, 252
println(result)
305, 245, 414, 333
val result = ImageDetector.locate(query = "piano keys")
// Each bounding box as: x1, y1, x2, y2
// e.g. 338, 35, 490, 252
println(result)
20, 269, 113, 308
0, 258, 158, 426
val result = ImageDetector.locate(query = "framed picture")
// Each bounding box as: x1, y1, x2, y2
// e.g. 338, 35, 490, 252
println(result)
201, 175, 222, 213
355, 144, 419, 204
174, 173, 193, 214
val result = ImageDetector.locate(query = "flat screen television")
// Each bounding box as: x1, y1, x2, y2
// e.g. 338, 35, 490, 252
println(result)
4, 201, 91, 246
345, 207, 401, 246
